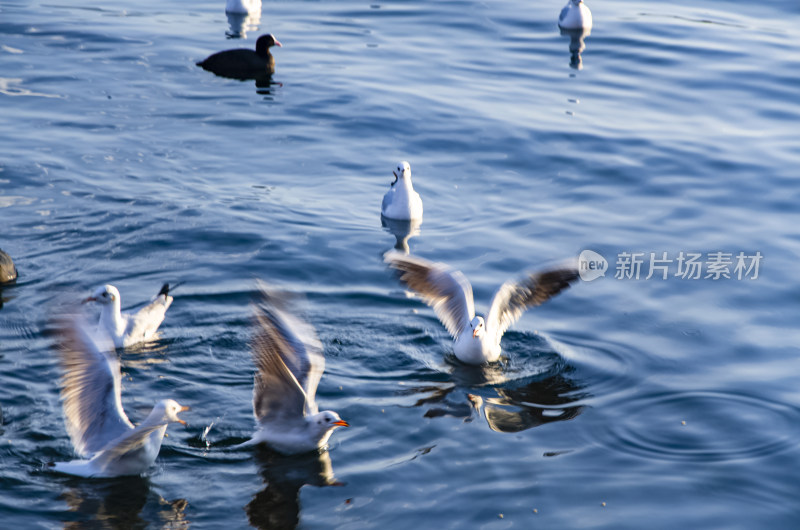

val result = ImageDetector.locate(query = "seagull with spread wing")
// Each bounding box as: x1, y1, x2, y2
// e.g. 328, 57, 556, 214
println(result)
385, 253, 579, 364
83, 283, 172, 348
51, 319, 189, 478
238, 284, 348, 454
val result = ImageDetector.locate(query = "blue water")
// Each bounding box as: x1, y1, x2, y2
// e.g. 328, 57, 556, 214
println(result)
2, 0, 800, 527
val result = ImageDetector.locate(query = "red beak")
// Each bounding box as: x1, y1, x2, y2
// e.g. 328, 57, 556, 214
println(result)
333, 420, 349, 427
82, 297, 96, 304
274, 39, 283, 47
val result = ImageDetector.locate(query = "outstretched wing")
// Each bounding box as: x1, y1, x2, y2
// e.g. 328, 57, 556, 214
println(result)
251, 283, 325, 425
486, 263, 579, 343
384, 252, 475, 339
57, 319, 134, 458
126, 284, 172, 344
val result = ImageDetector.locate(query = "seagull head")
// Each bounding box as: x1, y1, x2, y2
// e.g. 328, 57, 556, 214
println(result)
83, 284, 120, 306
391, 161, 411, 186
156, 399, 190, 426
311, 410, 349, 435
470, 316, 486, 339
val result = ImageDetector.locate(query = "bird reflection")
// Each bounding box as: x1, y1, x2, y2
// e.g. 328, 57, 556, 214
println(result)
246, 445, 341, 530
227, 12, 261, 39
560, 27, 591, 70
60, 475, 188, 529
381, 215, 422, 255
406, 363, 586, 433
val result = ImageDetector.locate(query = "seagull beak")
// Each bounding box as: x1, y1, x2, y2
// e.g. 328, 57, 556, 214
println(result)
82, 297, 96, 304
333, 420, 349, 427
177, 405, 190, 425
473, 328, 479, 338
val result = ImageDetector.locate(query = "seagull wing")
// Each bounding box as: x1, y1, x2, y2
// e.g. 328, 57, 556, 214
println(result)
91, 422, 166, 469
486, 263, 579, 343
385, 253, 475, 339
57, 319, 134, 458
126, 284, 172, 343
251, 284, 325, 424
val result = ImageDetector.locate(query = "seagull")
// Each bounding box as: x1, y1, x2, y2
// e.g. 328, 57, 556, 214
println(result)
558, 0, 593, 31
385, 253, 579, 364
51, 320, 189, 478
381, 161, 423, 221
237, 284, 348, 454
226, 0, 261, 15
83, 284, 172, 349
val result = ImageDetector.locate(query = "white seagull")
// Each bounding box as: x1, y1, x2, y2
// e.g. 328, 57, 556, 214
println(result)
226, 0, 261, 15
385, 253, 579, 364
238, 284, 348, 454
558, 0, 593, 31
83, 284, 173, 348
381, 161, 423, 221
51, 320, 189, 478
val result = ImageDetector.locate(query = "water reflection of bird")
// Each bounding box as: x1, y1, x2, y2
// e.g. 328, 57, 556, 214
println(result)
246, 445, 341, 530
468, 373, 585, 433
197, 34, 282, 82
61, 476, 188, 529
381, 161, 423, 221
560, 27, 591, 70
385, 253, 579, 364
236, 283, 348, 454
83, 284, 173, 348
226, 12, 262, 39
406, 367, 586, 433
51, 319, 189, 478
381, 215, 422, 255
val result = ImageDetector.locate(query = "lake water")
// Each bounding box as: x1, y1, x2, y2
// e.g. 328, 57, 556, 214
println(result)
2, 0, 800, 527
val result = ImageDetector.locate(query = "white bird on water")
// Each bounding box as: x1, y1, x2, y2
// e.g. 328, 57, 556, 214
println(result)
83, 284, 173, 348
385, 253, 579, 365
51, 320, 189, 478
381, 161, 423, 221
558, 0, 592, 31
226, 0, 261, 15
237, 284, 348, 454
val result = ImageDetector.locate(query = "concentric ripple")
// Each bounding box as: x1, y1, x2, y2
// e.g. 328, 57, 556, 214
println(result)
599, 390, 800, 462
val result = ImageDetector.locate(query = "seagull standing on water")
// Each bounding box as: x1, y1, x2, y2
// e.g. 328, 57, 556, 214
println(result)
385, 253, 579, 364
83, 284, 172, 348
51, 320, 188, 478
381, 161, 423, 221
558, 0, 593, 31
238, 284, 348, 454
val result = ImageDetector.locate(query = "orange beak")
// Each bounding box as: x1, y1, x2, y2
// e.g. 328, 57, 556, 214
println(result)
177, 405, 190, 425
473, 328, 479, 338
333, 420, 349, 427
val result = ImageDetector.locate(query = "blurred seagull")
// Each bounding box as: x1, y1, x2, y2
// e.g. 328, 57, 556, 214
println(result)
51, 320, 188, 477
385, 253, 579, 364
558, 0, 592, 31
84, 284, 172, 348
381, 161, 423, 221
237, 284, 348, 454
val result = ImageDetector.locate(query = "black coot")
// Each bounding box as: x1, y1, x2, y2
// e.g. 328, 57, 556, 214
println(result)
197, 34, 282, 80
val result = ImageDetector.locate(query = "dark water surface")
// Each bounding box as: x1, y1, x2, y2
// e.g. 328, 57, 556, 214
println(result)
2, 0, 800, 527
